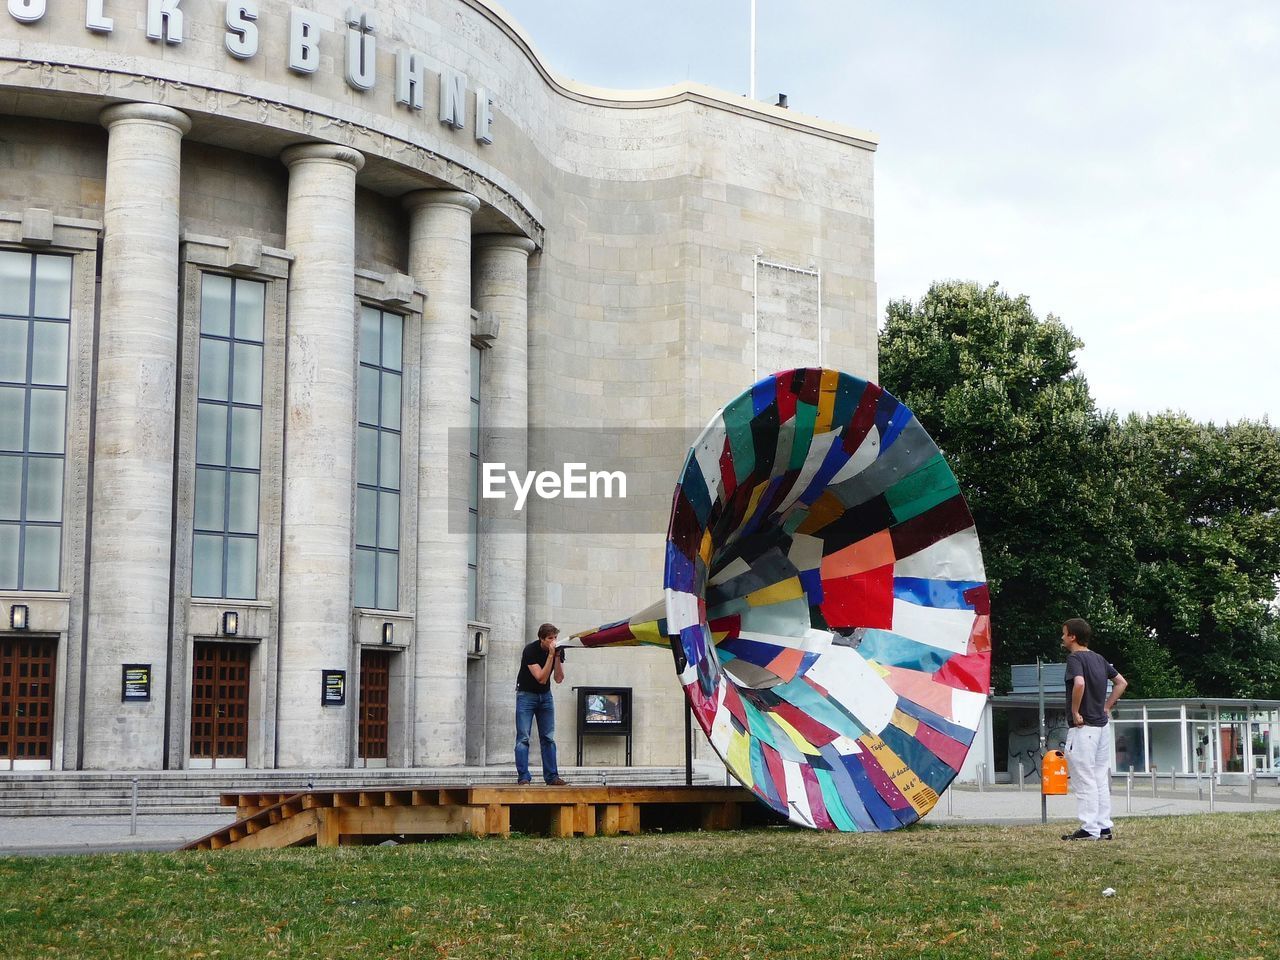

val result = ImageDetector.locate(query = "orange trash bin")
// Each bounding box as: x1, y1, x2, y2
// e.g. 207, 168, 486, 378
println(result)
1041, 749, 1069, 795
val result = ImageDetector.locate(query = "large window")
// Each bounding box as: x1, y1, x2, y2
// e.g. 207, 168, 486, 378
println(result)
192, 274, 264, 599
355, 306, 403, 610
468, 345, 481, 620
0, 251, 70, 591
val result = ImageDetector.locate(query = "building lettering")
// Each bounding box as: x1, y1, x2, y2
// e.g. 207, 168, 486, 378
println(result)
146, 0, 182, 44
344, 7, 375, 90
287, 7, 322, 74
85, 0, 110, 32
224, 1, 257, 59
395, 48, 425, 110
7, 0, 497, 143
8, 0, 45, 24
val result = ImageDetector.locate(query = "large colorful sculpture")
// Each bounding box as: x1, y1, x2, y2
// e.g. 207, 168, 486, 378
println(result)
567, 368, 990, 831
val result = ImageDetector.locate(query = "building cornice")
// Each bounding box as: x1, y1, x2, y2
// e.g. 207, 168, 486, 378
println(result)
0, 55, 546, 246
462, 0, 880, 152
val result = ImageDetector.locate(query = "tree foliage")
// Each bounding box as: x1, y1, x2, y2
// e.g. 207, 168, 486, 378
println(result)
1115, 414, 1280, 696
880, 281, 1280, 697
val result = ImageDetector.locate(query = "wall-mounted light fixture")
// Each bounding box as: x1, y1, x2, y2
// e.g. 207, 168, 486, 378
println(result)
221, 611, 239, 636
10, 604, 29, 631
381, 621, 394, 645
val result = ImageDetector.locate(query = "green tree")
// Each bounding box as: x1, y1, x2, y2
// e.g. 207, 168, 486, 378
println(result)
880, 281, 1124, 688
1115, 414, 1280, 697
879, 281, 1280, 697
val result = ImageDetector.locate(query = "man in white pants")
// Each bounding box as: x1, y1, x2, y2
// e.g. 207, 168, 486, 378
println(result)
1060, 617, 1128, 840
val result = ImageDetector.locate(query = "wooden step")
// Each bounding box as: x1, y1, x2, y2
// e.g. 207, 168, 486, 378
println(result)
185, 784, 769, 850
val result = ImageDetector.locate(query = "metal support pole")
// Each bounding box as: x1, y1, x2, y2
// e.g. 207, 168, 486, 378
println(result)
1151, 764, 1158, 798
1038, 658, 1047, 825
1196, 768, 1203, 800
130, 777, 139, 836
946, 786, 954, 816
1209, 767, 1216, 812
686, 701, 696, 788
684, 701, 693, 787
1250, 770, 1257, 803
977, 762, 986, 792
1126, 768, 1133, 813
1017, 762, 1024, 792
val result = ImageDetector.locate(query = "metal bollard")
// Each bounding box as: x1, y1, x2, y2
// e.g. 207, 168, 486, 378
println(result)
946, 786, 954, 816
1017, 762, 1024, 792
977, 763, 986, 793
1196, 768, 1203, 801
130, 777, 139, 836
1126, 769, 1133, 813
1250, 770, 1257, 803
1209, 768, 1216, 812
1151, 765, 1158, 798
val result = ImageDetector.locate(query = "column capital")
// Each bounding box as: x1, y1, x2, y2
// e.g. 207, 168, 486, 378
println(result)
280, 142, 366, 172
402, 189, 481, 215
99, 102, 192, 135
474, 233, 537, 257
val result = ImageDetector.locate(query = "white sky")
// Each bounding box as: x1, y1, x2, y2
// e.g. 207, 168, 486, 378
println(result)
496, 0, 1279, 425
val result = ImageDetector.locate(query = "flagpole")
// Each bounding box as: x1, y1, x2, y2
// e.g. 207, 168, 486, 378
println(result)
749, 0, 757, 100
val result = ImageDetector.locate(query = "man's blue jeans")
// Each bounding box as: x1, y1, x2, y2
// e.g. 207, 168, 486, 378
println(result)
515, 690, 558, 783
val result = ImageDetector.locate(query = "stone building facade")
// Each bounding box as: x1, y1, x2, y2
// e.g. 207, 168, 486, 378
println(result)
0, 0, 877, 771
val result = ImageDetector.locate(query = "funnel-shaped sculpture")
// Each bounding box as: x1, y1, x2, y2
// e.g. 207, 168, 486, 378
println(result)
568, 369, 990, 830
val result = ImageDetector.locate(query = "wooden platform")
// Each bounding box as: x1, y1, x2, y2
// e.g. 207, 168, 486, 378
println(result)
183, 784, 771, 850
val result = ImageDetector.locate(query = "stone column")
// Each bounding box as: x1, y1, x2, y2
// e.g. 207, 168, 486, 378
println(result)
404, 189, 479, 766
81, 104, 191, 770
275, 143, 364, 768
473, 235, 536, 765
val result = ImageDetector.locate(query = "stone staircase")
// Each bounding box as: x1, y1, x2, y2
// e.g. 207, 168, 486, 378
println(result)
0, 766, 721, 817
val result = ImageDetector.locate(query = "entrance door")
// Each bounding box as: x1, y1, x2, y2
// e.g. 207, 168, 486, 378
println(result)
359, 649, 390, 763
0, 637, 57, 770
1189, 720, 1215, 774
190, 642, 250, 766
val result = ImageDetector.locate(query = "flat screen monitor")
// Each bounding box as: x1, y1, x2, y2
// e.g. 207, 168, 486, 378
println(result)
578, 686, 631, 733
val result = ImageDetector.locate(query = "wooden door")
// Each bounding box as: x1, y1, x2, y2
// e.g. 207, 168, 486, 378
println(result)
0, 637, 57, 765
190, 642, 250, 761
359, 649, 391, 760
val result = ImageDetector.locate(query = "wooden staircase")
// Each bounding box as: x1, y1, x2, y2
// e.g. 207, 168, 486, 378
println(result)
184, 784, 772, 850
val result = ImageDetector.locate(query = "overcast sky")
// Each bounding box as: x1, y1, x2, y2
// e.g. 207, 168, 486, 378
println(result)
497, 0, 1278, 425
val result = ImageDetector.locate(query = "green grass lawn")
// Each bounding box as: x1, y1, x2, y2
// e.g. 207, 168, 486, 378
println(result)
2, 812, 1278, 960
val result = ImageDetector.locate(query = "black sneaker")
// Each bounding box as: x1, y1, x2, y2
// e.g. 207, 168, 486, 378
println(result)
1060, 829, 1100, 841
1100, 827, 1113, 840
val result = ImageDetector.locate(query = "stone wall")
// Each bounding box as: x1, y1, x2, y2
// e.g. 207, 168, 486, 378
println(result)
0, 0, 877, 769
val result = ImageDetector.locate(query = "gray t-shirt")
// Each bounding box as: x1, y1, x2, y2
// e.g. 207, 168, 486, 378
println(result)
1065, 649, 1118, 727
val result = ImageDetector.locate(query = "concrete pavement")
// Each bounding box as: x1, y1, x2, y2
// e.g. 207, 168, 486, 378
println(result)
1, 781, 1276, 856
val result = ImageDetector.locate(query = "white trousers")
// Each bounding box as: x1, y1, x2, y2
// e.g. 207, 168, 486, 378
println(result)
1066, 724, 1113, 836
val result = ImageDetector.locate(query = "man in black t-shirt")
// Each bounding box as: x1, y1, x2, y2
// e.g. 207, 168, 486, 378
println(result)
515, 622, 568, 785
1060, 617, 1129, 840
